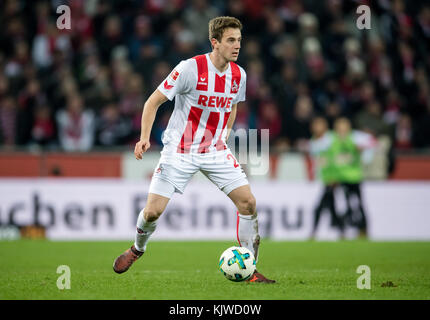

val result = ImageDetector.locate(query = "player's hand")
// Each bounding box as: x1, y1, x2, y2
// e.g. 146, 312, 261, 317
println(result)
134, 139, 150, 160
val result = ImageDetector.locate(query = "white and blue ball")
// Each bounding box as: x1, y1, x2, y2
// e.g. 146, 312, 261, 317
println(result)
218, 246, 256, 282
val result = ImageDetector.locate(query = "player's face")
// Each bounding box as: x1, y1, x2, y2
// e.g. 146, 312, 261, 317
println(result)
217, 28, 242, 62
335, 118, 351, 137
312, 118, 327, 137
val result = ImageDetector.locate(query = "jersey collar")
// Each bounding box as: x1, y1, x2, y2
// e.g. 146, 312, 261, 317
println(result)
206, 53, 231, 76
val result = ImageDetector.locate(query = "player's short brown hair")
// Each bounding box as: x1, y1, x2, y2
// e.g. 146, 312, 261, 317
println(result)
208, 16, 242, 43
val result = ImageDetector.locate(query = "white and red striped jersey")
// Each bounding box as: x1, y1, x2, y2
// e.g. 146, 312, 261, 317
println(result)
157, 53, 246, 154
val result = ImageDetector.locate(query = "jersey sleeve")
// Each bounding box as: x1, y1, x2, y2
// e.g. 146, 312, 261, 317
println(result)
310, 132, 333, 155
352, 130, 377, 149
233, 68, 246, 104
157, 60, 194, 101
352, 130, 378, 164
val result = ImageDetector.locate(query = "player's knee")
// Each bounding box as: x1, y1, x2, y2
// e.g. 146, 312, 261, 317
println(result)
238, 195, 256, 215
144, 208, 163, 222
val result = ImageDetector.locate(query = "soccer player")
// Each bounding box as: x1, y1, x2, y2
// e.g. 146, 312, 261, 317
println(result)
113, 16, 275, 283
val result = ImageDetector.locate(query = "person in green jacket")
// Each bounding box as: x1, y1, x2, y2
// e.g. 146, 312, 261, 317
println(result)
309, 117, 345, 239
332, 117, 377, 238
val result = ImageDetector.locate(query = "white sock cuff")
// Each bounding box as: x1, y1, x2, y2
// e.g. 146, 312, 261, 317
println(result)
137, 209, 157, 230
238, 212, 257, 220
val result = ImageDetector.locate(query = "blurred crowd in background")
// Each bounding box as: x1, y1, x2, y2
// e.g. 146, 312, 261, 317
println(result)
0, 0, 430, 153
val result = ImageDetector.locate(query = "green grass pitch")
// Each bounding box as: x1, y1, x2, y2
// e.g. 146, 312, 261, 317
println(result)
0, 240, 429, 300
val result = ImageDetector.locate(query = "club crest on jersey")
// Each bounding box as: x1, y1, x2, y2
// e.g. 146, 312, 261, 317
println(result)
231, 80, 239, 93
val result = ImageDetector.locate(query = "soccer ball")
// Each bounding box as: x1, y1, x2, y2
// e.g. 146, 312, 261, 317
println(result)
218, 246, 256, 282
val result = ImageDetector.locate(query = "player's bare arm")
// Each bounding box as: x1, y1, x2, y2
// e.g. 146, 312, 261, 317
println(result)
135, 89, 168, 160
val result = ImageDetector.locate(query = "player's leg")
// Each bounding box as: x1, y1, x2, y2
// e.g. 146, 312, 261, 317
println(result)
342, 183, 354, 227
326, 184, 345, 238
311, 185, 330, 239
113, 180, 173, 274
227, 185, 275, 283
201, 151, 275, 283
134, 191, 171, 253
351, 183, 368, 237
227, 184, 259, 257
114, 154, 197, 274
200, 154, 258, 258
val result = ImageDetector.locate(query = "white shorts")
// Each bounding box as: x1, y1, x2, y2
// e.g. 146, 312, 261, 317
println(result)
148, 149, 249, 198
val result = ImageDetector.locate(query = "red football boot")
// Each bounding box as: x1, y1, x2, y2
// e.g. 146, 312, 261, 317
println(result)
247, 270, 276, 283
113, 245, 143, 274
